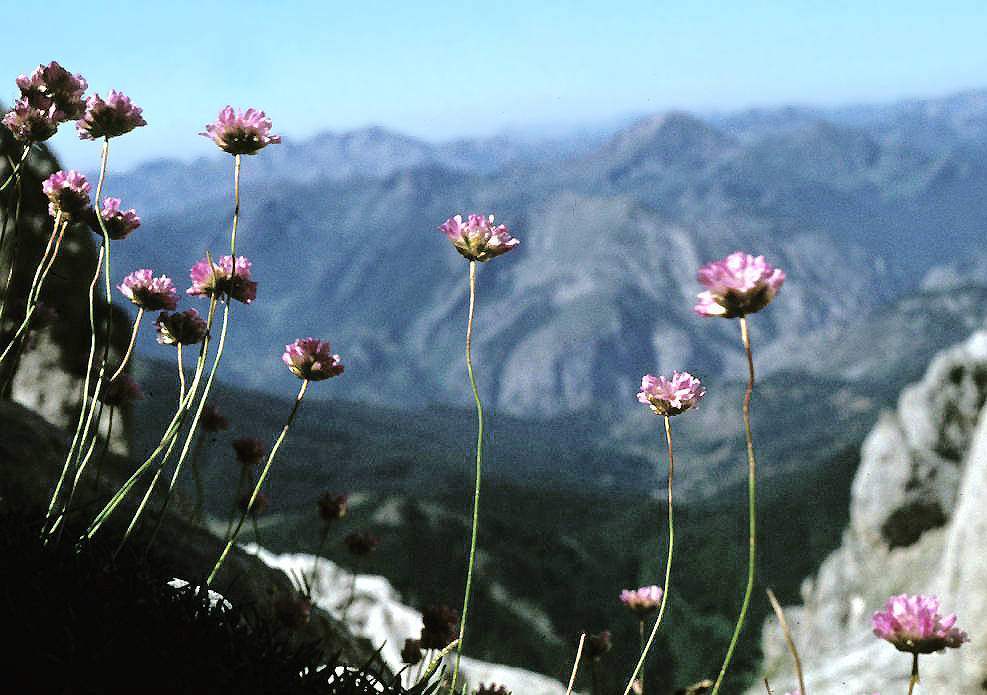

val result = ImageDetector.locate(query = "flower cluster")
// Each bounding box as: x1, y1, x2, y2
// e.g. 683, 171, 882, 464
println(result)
872, 594, 969, 654
637, 371, 705, 416
76, 90, 146, 140
42, 170, 91, 220
154, 309, 207, 346
3, 61, 87, 142
282, 338, 344, 381
237, 490, 268, 518
438, 214, 520, 262
201, 106, 281, 155
232, 437, 266, 465
2, 99, 60, 143
118, 270, 178, 312
187, 255, 257, 304
620, 585, 664, 616
400, 638, 422, 664
420, 604, 460, 650
90, 197, 141, 240
200, 404, 230, 432
584, 630, 612, 659
694, 252, 786, 318
98, 373, 143, 407
318, 493, 348, 523
344, 530, 380, 557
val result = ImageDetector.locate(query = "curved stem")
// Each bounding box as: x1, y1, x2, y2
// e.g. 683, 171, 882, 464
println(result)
451, 260, 483, 694
176, 343, 187, 404
207, 379, 309, 586
711, 316, 758, 695
622, 414, 676, 695
0, 144, 30, 191
110, 308, 143, 382
766, 588, 805, 695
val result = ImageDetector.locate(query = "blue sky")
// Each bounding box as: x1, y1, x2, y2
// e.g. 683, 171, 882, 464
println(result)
6, 0, 987, 171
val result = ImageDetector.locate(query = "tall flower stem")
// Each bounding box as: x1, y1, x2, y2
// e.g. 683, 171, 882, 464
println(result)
711, 316, 758, 695
0, 143, 31, 192
907, 653, 919, 695
230, 154, 240, 257
623, 414, 676, 695
766, 588, 805, 695
451, 259, 483, 694
109, 308, 144, 382
207, 379, 310, 586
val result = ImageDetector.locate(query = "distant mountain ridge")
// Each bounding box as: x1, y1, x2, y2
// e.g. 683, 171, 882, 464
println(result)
100, 88, 987, 417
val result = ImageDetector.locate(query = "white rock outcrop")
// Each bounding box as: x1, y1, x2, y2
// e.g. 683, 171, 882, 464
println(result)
752, 331, 987, 694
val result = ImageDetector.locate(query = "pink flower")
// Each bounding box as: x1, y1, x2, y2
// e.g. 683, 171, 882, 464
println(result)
76, 90, 147, 140
2, 98, 61, 143
186, 255, 257, 304
637, 371, 705, 416
438, 214, 519, 262
694, 252, 785, 318
15, 61, 87, 120
620, 585, 663, 616
154, 309, 206, 346
282, 338, 344, 381
92, 197, 141, 240
118, 270, 178, 311
872, 594, 969, 654
42, 170, 91, 220
200, 106, 281, 155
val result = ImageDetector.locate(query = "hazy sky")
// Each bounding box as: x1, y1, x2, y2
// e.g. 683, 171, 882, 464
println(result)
6, 0, 987, 171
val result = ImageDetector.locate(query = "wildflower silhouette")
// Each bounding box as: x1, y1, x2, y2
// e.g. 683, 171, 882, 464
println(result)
695, 252, 784, 695
437, 213, 519, 693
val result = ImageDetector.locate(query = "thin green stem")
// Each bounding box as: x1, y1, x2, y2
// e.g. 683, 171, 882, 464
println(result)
907, 652, 919, 695
622, 414, 676, 695
110, 308, 143, 382
0, 144, 30, 191
207, 379, 309, 586
451, 260, 483, 695
710, 316, 758, 695
565, 633, 587, 695
231, 154, 240, 257
766, 588, 805, 695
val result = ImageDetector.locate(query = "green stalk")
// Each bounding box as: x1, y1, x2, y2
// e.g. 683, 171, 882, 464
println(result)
622, 414, 676, 695
710, 316, 758, 695
207, 379, 309, 586
0, 143, 30, 192
451, 259, 483, 694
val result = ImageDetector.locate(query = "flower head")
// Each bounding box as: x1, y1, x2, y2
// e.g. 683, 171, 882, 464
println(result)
872, 594, 969, 654
400, 638, 423, 664
420, 604, 459, 650
232, 437, 266, 465
15, 61, 87, 119
3, 98, 61, 143
282, 338, 344, 381
620, 585, 664, 616
90, 197, 141, 240
344, 530, 380, 557
118, 270, 178, 311
318, 493, 348, 523
476, 685, 510, 695
637, 371, 705, 416
200, 404, 230, 432
237, 491, 268, 518
584, 631, 612, 659
76, 90, 147, 140
200, 106, 281, 155
42, 170, 91, 220
694, 252, 785, 318
154, 309, 207, 346
438, 214, 519, 262
99, 373, 143, 407
187, 255, 257, 304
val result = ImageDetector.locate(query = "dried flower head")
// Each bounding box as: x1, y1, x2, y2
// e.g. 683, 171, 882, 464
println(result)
318, 493, 348, 523
400, 638, 423, 664
15, 61, 87, 119
118, 270, 178, 311
694, 252, 785, 318
77, 90, 147, 140
200, 106, 281, 155
154, 309, 207, 346
232, 437, 266, 465
438, 214, 520, 262
200, 403, 230, 432
90, 197, 141, 240
237, 491, 268, 518
420, 604, 460, 650
637, 372, 705, 416
187, 255, 257, 304
3, 98, 61, 143
872, 594, 969, 654
476, 684, 510, 695
620, 585, 664, 616
42, 170, 91, 220
98, 373, 143, 407
584, 630, 612, 659
344, 530, 380, 557
282, 338, 344, 381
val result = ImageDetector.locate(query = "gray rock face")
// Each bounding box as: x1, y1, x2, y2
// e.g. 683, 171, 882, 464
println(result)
752, 331, 987, 695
